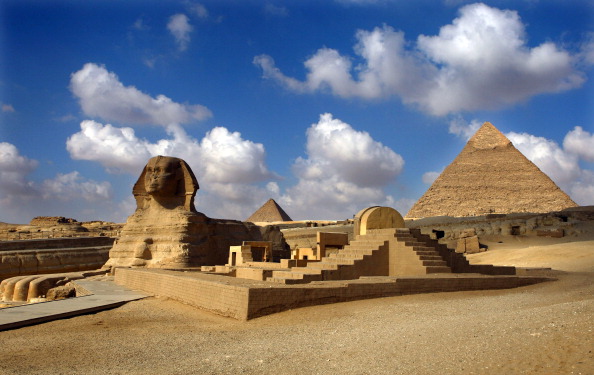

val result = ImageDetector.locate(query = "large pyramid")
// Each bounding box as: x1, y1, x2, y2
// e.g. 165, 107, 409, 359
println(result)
247, 198, 293, 222
406, 122, 578, 218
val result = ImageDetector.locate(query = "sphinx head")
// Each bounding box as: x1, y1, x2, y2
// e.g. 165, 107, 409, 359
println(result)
133, 156, 199, 211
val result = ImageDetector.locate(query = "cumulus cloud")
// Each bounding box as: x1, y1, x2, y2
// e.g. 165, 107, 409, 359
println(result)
448, 116, 482, 140
0, 142, 38, 200
0, 142, 117, 223
70, 63, 211, 126
422, 171, 440, 185
507, 132, 582, 189
168, 14, 193, 51
255, 3, 587, 115
41, 172, 112, 202
67, 120, 273, 183
279, 113, 404, 219
66, 120, 275, 220
507, 130, 594, 206
563, 126, 594, 163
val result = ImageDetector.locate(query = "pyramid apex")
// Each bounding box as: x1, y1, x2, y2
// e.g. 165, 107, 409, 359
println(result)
247, 198, 293, 222
467, 122, 511, 150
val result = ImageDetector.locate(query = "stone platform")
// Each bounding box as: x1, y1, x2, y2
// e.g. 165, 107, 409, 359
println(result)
114, 267, 554, 321
0, 278, 147, 331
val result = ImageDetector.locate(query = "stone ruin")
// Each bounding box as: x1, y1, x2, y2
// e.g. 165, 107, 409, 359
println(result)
105, 155, 286, 269
30, 217, 78, 226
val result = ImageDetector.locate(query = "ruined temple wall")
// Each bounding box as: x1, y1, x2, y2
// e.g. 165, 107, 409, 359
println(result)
407, 210, 590, 246
0, 237, 115, 251
0, 247, 110, 281
281, 224, 354, 252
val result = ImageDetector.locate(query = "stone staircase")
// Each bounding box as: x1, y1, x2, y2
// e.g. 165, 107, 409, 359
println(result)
267, 228, 452, 284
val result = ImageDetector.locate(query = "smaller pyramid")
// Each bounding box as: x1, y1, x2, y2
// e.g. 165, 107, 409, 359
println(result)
247, 199, 293, 222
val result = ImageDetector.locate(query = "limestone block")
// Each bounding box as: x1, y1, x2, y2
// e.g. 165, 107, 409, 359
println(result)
18, 253, 39, 275
459, 228, 476, 238
46, 283, 76, 301
536, 229, 564, 238
455, 236, 480, 254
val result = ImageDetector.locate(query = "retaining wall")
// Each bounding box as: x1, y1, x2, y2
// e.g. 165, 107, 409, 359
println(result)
114, 268, 552, 320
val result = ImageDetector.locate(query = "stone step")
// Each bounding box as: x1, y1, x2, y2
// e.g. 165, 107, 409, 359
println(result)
425, 266, 452, 274
270, 271, 304, 279
419, 255, 443, 261
304, 261, 347, 269
346, 240, 387, 248
404, 241, 426, 247
285, 267, 326, 274
331, 249, 374, 257
415, 250, 440, 256
266, 277, 308, 284
321, 257, 359, 265
412, 246, 436, 252
422, 260, 448, 267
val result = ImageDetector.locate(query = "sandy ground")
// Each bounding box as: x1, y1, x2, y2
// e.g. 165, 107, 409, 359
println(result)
1, 237, 593, 375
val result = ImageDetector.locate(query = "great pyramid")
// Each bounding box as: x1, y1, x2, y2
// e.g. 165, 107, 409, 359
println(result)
406, 122, 578, 218
247, 198, 293, 222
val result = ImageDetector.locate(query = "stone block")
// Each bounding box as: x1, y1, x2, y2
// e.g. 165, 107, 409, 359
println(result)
536, 229, 564, 238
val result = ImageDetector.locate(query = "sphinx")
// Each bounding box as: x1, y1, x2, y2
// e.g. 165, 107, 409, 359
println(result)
105, 156, 210, 268
105, 156, 287, 269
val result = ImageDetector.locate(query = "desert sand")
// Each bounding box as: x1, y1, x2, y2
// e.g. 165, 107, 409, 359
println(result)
1, 233, 593, 375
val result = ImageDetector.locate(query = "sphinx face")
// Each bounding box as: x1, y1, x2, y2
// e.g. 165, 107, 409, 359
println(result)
144, 157, 180, 196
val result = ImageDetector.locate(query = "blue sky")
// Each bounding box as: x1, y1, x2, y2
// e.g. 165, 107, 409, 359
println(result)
1, 0, 593, 224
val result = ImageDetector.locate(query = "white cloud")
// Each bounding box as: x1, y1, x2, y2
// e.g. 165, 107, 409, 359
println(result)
66, 120, 275, 220
168, 14, 193, 51
255, 3, 587, 115
579, 33, 594, 66
279, 113, 404, 220
2, 104, 15, 113
66, 120, 152, 174
67, 120, 273, 183
70, 63, 212, 126
132, 18, 148, 31
41, 171, 112, 202
422, 171, 440, 185
264, 4, 288, 17
199, 127, 273, 184
0, 142, 119, 223
0, 142, 38, 200
189, 3, 208, 19
508, 131, 581, 187
507, 131, 593, 206
448, 116, 482, 140
563, 126, 594, 163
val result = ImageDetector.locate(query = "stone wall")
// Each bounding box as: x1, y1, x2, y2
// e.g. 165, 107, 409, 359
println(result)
30, 216, 78, 226
406, 210, 591, 252
281, 224, 354, 252
0, 247, 111, 281
115, 268, 551, 320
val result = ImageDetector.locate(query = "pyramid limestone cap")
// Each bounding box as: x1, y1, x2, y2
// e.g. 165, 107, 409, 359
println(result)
467, 122, 511, 149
